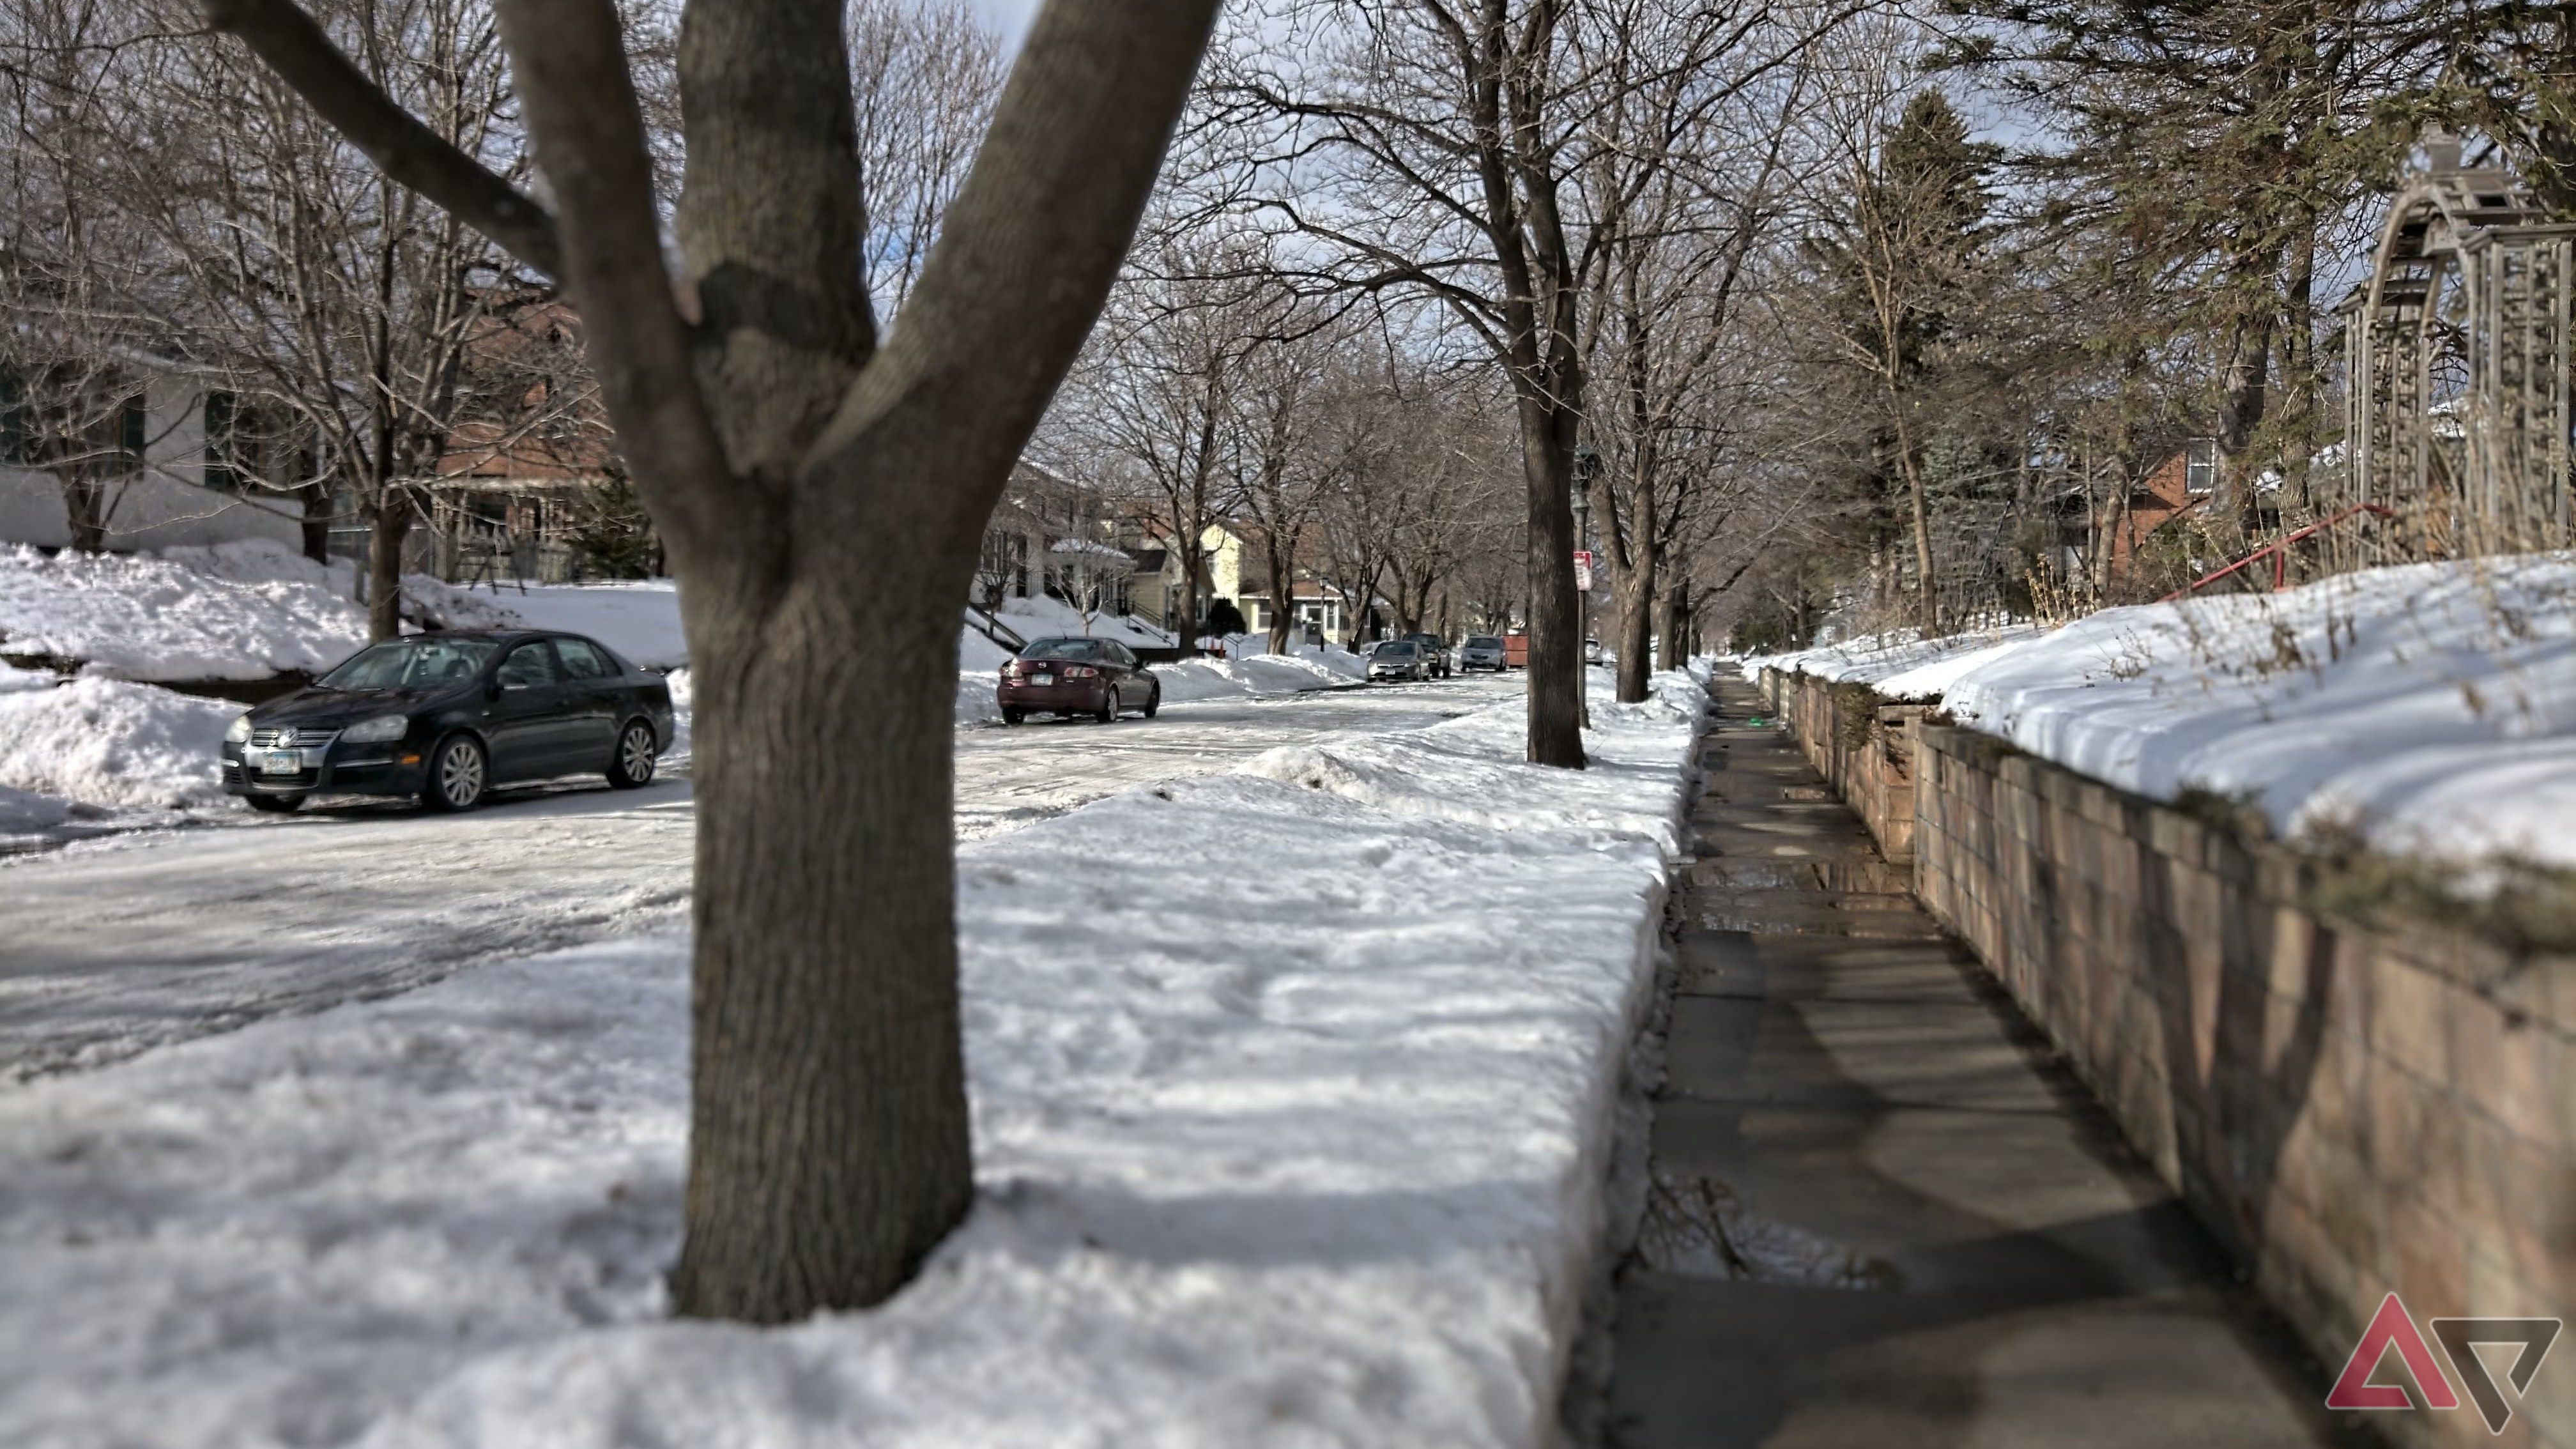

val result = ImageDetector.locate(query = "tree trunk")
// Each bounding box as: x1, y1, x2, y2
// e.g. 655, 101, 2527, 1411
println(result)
1657, 581, 1689, 671
669, 581, 973, 1321
61, 468, 109, 552
1614, 566, 1653, 702
365, 491, 410, 640
299, 480, 336, 564
1897, 443, 1937, 634
1517, 395, 1585, 767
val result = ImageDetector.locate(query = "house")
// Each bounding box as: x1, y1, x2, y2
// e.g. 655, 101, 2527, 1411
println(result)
2058, 437, 2220, 585
0, 369, 304, 554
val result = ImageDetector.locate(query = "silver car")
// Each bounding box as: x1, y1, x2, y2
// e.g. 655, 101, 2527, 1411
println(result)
1367, 640, 1429, 682
1458, 635, 1507, 671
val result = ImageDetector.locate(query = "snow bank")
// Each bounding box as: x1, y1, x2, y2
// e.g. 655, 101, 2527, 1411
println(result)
0, 673, 1708, 1449
1931, 555, 2576, 870
494, 581, 686, 668
1149, 647, 1361, 702
0, 539, 532, 684
0, 542, 369, 680
1742, 624, 2042, 702
0, 673, 236, 811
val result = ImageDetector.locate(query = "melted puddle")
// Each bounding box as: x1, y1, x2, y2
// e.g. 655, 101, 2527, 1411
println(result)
1633, 1168, 1901, 1291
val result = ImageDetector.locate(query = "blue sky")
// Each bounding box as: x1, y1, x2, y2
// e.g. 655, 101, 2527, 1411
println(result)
967, 0, 1041, 45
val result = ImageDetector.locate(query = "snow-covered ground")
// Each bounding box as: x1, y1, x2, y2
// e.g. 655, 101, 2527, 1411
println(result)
0, 677, 1516, 1079
0, 670, 1705, 1449
1752, 555, 2576, 870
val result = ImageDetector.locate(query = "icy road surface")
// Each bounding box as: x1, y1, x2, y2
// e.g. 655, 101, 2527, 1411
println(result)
0, 675, 1515, 1080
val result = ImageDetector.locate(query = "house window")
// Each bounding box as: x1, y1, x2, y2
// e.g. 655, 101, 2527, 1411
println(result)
977, 528, 1029, 601
2184, 438, 2218, 496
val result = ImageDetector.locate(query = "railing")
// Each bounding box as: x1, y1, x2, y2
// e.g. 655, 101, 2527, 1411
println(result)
2157, 503, 2398, 603
963, 602, 1027, 654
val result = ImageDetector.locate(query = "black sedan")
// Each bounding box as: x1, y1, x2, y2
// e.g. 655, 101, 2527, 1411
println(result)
221, 631, 677, 813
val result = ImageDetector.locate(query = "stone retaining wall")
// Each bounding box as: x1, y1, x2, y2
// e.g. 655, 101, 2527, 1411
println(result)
1765, 665, 2576, 1449
1759, 668, 1923, 864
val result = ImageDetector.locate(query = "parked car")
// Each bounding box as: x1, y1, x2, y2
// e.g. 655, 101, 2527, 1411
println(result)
1458, 635, 1508, 671
1584, 637, 1606, 664
220, 631, 675, 814
998, 636, 1160, 724
1401, 632, 1453, 678
1367, 640, 1429, 682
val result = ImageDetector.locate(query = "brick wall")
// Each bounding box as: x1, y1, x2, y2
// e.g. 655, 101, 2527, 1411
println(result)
1760, 668, 1924, 864
1905, 721, 2576, 1449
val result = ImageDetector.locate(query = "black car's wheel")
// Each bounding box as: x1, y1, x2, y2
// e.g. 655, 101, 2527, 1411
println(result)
1001, 706, 1026, 725
1095, 689, 1119, 723
245, 793, 303, 814
424, 734, 487, 812
608, 720, 657, 788
1142, 683, 1160, 718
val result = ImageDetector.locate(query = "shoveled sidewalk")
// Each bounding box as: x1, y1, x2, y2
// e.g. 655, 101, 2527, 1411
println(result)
1604, 676, 2365, 1448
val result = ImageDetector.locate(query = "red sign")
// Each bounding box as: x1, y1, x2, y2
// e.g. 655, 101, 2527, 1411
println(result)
1574, 550, 1594, 592
2325, 1292, 2561, 1434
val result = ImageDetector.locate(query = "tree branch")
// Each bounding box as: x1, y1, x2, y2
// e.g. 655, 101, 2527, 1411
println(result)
494, 0, 740, 563
199, 0, 562, 278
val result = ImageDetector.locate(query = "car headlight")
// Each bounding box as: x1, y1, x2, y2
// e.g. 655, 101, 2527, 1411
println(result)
340, 712, 409, 744
225, 714, 252, 744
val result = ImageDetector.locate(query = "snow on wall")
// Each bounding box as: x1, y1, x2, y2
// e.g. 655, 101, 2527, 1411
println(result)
1755, 555, 2576, 871
0, 673, 1708, 1449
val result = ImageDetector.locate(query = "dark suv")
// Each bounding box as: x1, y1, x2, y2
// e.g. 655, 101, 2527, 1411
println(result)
1402, 632, 1452, 678
220, 631, 677, 813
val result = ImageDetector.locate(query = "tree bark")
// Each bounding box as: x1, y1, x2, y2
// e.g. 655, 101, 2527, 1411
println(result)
1518, 395, 1585, 765
670, 579, 973, 1319
299, 479, 335, 564
1656, 579, 1689, 671
365, 490, 409, 639
61, 467, 109, 552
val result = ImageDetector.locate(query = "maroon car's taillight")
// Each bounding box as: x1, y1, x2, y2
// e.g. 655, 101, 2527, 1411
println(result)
1061, 665, 1100, 678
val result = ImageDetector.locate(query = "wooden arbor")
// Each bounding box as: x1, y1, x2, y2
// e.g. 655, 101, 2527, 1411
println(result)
2338, 136, 2575, 562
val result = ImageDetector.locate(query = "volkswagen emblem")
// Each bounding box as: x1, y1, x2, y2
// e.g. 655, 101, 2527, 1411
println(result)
277, 728, 296, 747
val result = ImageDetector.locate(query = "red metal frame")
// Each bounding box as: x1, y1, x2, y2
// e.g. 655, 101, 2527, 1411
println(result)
2157, 504, 2398, 603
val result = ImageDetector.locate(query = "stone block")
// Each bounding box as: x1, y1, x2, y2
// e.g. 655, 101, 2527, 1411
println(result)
2372, 951, 2454, 1084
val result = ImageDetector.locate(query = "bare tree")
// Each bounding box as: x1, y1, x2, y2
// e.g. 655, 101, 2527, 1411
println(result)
200, 0, 1222, 1320
850, 0, 1009, 319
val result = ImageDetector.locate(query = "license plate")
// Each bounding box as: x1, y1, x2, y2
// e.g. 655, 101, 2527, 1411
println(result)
1032, 673, 1054, 686
259, 751, 302, 775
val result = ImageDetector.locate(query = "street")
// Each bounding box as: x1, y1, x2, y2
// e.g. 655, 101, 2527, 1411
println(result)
0, 673, 1517, 1081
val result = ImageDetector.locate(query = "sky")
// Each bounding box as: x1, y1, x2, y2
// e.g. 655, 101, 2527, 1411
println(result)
968, 0, 1041, 46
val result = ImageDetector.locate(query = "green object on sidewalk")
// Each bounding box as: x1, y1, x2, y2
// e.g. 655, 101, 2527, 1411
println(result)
1746, 715, 1767, 726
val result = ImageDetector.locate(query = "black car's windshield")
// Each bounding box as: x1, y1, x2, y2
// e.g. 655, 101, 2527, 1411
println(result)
1022, 638, 1107, 662
318, 638, 499, 691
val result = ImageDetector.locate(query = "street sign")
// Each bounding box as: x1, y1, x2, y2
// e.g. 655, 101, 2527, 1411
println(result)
1574, 549, 1594, 592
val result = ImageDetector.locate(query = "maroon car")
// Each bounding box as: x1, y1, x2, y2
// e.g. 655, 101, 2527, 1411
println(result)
997, 636, 1162, 724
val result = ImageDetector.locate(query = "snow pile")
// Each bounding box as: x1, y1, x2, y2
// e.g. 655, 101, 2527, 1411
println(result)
990, 592, 1175, 648
0, 673, 236, 811
1149, 648, 1361, 702
0, 543, 369, 680
0, 673, 1708, 1449
1933, 555, 2576, 870
494, 581, 684, 668
1742, 623, 2042, 701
